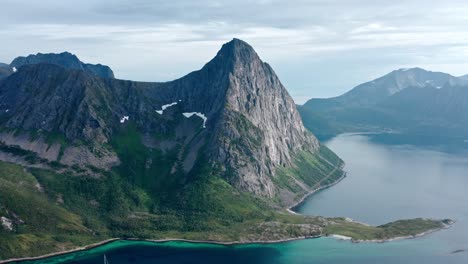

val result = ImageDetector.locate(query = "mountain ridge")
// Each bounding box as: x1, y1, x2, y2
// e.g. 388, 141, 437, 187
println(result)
10, 51, 115, 79
300, 67, 468, 139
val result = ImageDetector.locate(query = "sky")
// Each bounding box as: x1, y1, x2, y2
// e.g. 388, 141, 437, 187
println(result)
1, 0, 468, 104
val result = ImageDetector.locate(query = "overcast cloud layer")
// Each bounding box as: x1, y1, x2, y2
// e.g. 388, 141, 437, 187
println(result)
1, 0, 468, 103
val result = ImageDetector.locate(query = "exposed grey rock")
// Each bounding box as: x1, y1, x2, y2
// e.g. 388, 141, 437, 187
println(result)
0, 132, 61, 161
60, 146, 120, 170
139, 39, 321, 197
207, 39, 319, 197
0, 151, 46, 169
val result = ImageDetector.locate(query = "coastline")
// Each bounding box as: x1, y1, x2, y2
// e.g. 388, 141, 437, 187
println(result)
0, 163, 454, 263
0, 165, 349, 263
288, 167, 347, 214
0, 238, 120, 264
350, 220, 455, 243
0, 236, 323, 264
0, 221, 454, 264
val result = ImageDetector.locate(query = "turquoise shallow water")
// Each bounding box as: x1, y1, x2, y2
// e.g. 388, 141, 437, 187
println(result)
17, 238, 467, 264
16, 134, 468, 263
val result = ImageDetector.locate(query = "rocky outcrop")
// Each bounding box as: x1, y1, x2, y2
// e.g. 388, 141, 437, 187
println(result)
0, 132, 61, 161
60, 146, 120, 170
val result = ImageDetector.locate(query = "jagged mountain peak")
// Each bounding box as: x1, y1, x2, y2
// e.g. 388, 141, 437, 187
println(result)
10, 51, 115, 79
216, 38, 260, 63
199, 38, 264, 75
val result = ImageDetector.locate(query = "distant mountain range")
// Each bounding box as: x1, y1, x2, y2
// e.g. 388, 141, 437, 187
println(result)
299, 68, 468, 139
0, 39, 347, 259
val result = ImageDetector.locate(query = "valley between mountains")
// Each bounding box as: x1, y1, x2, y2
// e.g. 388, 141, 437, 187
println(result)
0, 39, 450, 261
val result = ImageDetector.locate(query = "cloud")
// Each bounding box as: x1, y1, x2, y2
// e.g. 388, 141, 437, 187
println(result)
350, 23, 398, 34
1, 0, 468, 102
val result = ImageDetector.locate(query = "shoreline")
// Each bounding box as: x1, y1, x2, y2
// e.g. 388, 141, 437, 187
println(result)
0, 164, 453, 263
0, 165, 349, 263
351, 220, 455, 243
0, 221, 454, 264
0, 236, 323, 264
0, 238, 120, 264
288, 166, 347, 213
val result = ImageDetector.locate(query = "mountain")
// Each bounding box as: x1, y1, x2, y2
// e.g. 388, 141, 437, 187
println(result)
0, 39, 347, 258
10, 52, 115, 78
299, 68, 468, 139
0, 39, 340, 201
460, 74, 468, 80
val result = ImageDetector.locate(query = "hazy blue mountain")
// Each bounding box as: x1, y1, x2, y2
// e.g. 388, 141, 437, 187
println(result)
460, 74, 468, 80
299, 68, 468, 139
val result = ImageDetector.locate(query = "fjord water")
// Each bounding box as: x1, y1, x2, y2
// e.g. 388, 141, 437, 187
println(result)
25, 134, 468, 264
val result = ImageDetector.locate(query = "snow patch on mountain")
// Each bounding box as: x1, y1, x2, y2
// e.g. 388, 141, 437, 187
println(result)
183, 112, 207, 128
156, 102, 178, 115
120, 116, 129, 123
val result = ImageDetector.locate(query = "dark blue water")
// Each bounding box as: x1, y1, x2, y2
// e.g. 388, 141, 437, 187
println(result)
24, 133, 468, 263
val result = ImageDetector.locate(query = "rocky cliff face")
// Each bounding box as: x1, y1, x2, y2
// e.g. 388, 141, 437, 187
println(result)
139, 39, 322, 197
208, 39, 319, 197
0, 64, 114, 143
0, 39, 338, 205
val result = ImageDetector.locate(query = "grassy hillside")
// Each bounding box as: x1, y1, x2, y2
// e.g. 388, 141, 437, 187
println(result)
274, 144, 344, 207
0, 129, 448, 261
